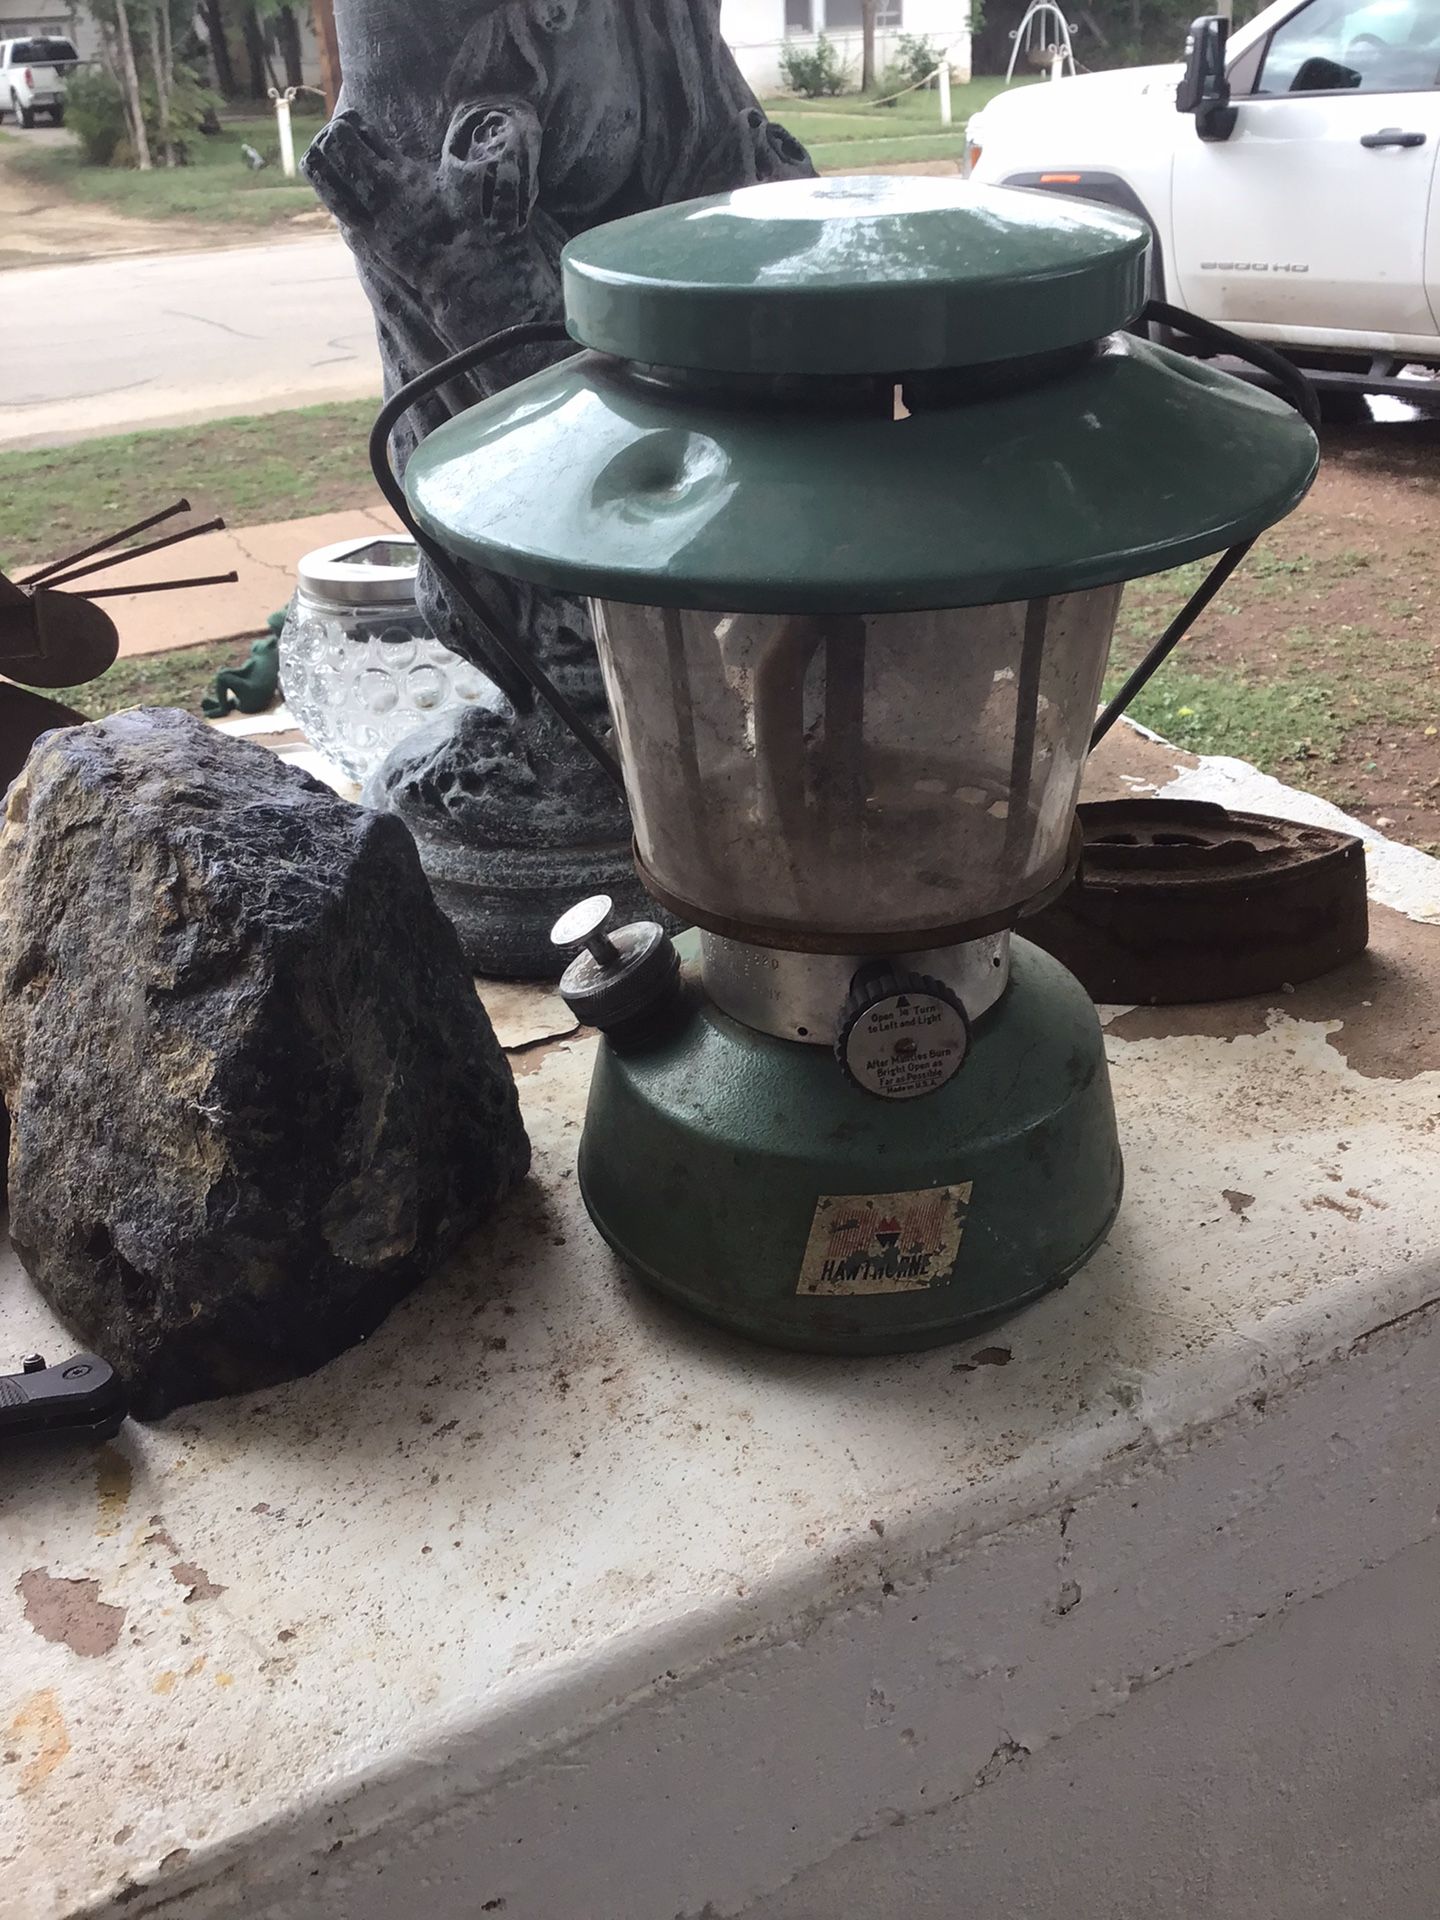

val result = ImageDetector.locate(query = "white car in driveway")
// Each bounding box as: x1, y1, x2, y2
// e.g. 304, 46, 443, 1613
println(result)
0, 34, 78, 129
966, 0, 1440, 410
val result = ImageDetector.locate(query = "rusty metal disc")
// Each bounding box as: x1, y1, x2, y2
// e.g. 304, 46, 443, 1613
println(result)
1025, 798, 1368, 1004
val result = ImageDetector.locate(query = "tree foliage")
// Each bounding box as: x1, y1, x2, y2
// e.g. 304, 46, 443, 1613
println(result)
76, 0, 218, 166
80, 0, 305, 128
779, 32, 855, 95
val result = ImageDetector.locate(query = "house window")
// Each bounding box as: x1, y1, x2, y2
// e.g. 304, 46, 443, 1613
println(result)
825, 0, 903, 25
786, 0, 815, 27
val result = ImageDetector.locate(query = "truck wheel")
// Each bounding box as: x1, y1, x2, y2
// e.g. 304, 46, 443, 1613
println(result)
16, 95, 35, 130
49, 105, 65, 126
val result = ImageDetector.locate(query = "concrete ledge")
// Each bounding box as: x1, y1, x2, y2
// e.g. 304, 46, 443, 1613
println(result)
3, 734, 1439, 1918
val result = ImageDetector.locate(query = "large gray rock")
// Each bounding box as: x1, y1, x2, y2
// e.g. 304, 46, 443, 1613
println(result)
0, 710, 530, 1420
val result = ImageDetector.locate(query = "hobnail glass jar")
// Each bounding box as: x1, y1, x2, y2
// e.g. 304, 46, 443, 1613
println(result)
280, 536, 493, 780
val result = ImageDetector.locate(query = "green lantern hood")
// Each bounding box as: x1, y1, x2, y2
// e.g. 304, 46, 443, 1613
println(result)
405, 178, 1318, 614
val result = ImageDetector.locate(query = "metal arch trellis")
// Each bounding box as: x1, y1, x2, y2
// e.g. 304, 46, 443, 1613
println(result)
1004, 1, 1078, 82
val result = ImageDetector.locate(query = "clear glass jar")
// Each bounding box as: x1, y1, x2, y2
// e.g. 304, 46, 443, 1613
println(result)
280, 536, 494, 781
591, 588, 1123, 948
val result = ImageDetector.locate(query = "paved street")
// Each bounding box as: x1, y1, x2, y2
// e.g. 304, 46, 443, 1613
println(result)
0, 236, 381, 448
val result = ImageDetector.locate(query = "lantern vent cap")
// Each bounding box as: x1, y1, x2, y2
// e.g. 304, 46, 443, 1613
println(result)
560, 175, 1151, 377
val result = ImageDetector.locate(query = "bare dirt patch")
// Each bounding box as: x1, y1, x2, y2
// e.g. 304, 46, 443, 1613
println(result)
0, 127, 328, 266
0, 133, 213, 264
1112, 409, 1440, 852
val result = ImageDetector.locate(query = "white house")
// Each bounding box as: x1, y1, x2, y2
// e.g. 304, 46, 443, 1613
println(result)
721, 0, 972, 97
0, 0, 97, 60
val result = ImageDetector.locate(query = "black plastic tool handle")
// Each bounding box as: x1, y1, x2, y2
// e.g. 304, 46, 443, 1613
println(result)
0, 1353, 127, 1445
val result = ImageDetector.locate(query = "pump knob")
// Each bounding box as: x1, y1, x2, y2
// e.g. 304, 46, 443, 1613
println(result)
550, 894, 622, 969
550, 896, 683, 1044
835, 966, 971, 1100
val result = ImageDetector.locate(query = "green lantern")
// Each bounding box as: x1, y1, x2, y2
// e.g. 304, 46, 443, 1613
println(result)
395, 176, 1317, 1354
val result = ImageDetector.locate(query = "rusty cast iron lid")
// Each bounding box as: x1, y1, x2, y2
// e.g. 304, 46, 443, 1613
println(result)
1024, 799, 1369, 1004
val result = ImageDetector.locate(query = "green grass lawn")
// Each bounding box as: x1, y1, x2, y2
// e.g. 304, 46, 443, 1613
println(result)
1, 399, 384, 717
0, 400, 380, 574
763, 77, 1033, 167
63, 637, 260, 720
1105, 552, 1358, 775
1103, 532, 1435, 826
3, 109, 325, 226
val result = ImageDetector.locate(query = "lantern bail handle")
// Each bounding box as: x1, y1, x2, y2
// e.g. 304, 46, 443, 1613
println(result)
370, 308, 1315, 779
368, 321, 627, 793
1089, 300, 1320, 751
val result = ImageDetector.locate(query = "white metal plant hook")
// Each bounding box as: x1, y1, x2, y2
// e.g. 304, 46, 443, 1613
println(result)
1004, 1, 1078, 83
268, 83, 325, 178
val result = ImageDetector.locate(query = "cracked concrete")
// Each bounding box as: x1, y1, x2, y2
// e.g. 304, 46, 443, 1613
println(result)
86, 508, 402, 658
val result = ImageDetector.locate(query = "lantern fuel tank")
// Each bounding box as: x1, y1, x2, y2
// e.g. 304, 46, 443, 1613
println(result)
403, 175, 1318, 1353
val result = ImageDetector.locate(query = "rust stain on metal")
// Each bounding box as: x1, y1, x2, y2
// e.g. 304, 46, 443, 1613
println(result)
7, 1688, 70, 1793
16, 1568, 126, 1657
95, 1444, 133, 1538
170, 1562, 226, 1604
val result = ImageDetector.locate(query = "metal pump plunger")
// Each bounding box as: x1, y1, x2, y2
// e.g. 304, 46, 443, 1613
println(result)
399, 175, 1318, 1354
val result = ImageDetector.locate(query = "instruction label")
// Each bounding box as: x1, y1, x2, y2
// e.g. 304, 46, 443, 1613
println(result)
841, 992, 968, 1100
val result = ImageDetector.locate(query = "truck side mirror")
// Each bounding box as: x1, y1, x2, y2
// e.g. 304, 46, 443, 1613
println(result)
1176, 14, 1238, 141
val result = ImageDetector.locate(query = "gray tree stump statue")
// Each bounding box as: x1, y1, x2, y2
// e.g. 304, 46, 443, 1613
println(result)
304, 0, 812, 977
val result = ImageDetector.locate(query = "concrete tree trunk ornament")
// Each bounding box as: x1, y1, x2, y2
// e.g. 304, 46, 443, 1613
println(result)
302, 0, 814, 977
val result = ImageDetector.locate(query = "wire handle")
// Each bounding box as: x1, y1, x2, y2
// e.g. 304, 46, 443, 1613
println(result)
376, 303, 1316, 779
369, 322, 626, 793
1089, 300, 1319, 750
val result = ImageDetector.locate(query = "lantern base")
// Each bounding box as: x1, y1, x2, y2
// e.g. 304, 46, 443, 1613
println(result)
577, 939, 1122, 1354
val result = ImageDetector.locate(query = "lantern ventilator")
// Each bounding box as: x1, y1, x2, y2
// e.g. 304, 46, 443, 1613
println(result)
384, 177, 1318, 1354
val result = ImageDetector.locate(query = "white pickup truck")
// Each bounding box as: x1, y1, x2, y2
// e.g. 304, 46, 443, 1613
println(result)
0, 34, 78, 129
966, 0, 1440, 411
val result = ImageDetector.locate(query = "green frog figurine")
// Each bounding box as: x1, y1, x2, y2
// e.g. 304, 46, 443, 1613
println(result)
202, 628, 281, 718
